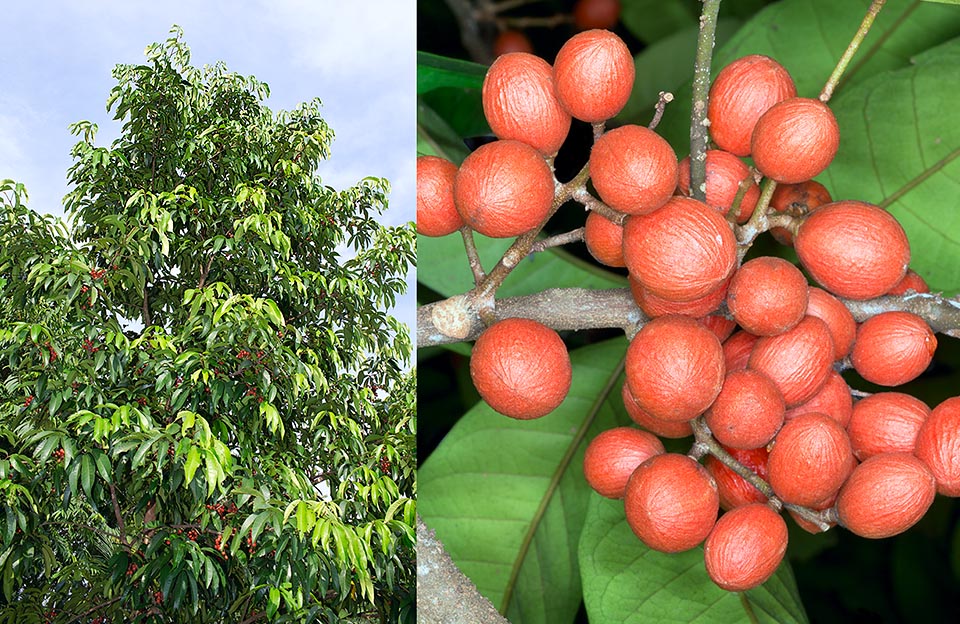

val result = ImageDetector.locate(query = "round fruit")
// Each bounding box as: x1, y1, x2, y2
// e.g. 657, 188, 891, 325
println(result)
726, 256, 809, 336
767, 412, 855, 507
469, 317, 571, 419
584, 211, 625, 267
705, 369, 784, 449
847, 392, 930, 461
751, 97, 840, 183
851, 311, 936, 387
748, 315, 834, 407
553, 29, 634, 122
783, 370, 853, 428
704, 503, 788, 591
915, 396, 960, 496
629, 275, 728, 319
804, 287, 856, 361
795, 200, 910, 300
887, 269, 929, 295
723, 330, 759, 372
482, 53, 572, 156
769, 180, 832, 245
622, 382, 693, 439
493, 30, 534, 57
453, 140, 555, 238
677, 149, 759, 223
704, 446, 770, 511
701, 315, 737, 343
707, 55, 797, 157
836, 452, 935, 539
624, 453, 719, 553
625, 315, 724, 422
583, 427, 665, 499
623, 197, 737, 302
417, 156, 463, 237
589, 124, 678, 215
573, 0, 621, 30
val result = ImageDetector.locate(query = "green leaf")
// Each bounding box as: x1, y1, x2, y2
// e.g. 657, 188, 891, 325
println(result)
621, 0, 698, 44
578, 495, 809, 624
184, 447, 201, 487
419, 339, 628, 624
417, 51, 487, 94
417, 99, 472, 162
267, 586, 281, 619
263, 299, 285, 327
80, 454, 95, 500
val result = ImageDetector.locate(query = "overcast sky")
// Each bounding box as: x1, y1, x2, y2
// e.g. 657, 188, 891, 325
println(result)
1, 0, 416, 332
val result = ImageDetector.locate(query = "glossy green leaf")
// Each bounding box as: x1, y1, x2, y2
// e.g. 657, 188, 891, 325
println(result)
417, 51, 487, 94
621, 0, 698, 44
417, 99, 472, 162
183, 447, 201, 487
579, 495, 808, 624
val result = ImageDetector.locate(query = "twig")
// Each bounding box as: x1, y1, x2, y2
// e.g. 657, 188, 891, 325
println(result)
820, 0, 887, 103
499, 14, 573, 29
443, 0, 495, 64
109, 483, 128, 547
530, 228, 585, 253
689, 0, 723, 202
571, 186, 626, 226
460, 226, 487, 286
648, 92, 674, 131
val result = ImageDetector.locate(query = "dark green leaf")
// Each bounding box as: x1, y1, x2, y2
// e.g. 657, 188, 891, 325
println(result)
418, 51, 487, 94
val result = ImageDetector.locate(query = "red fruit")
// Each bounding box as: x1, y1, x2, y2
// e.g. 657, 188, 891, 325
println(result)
589, 124, 678, 215
804, 287, 856, 361
851, 311, 936, 386
493, 30, 534, 57
847, 392, 930, 461
623, 197, 737, 302
470, 318, 571, 419
677, 149, 759, 223
625, 315, 724, 422
748, 316, 834, 407
553, 29, 634, 122
628, 274, 728, 319
887, 269, 929, 295
795, 201, 910, 300
573, 0, 621, 30
915, 396, 960, 496
836, 452, 935, 539
416, 156, 463, 237
708, 55, 797, 157
705, 369, 784, 449
751, 97, 840, 183
723, 330, 758, 372
622, 382, 693, 439
704, 503, 788, 591
726, 257, 809, 336
482, 53, 571, 156
783, 370, 853, 428
454, 140, 555, 238
788, 495, 837, 535
583, 427, 665, 498
624, 453, 719, 552
701, 315, 737, 343
584, 211, 625, 267
767, 412, 855, 507
769, 180, 832, 246
704, 446, 770, 510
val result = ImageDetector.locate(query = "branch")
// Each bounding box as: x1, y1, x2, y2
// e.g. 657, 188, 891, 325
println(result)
109, 483, 129, 548
820, 0, 887, 103
443, 0, 494, 64
689, 0, 723, 201
530, 228, 584, 253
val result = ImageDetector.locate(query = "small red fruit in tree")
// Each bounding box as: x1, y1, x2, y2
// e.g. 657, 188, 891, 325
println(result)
453, 140, 555, 238
769, 180, 832, 245
706, 369, 784, 449
470, 317, 572, 419
783, 370, 853, 428
482, 52, 571, 156
851, 311, 936, 387
553, 29, 634, 122
748, 315, 834, 407
623, 197, 737, 302
726, 256, 809, 336
795, 200, 910, 300
722, 330, 758, 372
836, 452, 936, 539
628, 274, 728, 319
583, 427, 665, 498
708, 54, 797, 157
583, 211, 625, 267
701, 315, 737, 343
624, 453, 719, 553
704, 446, 770, 511
625, 315, 724, 422
703, 503, 788, 592
589, 124, 678, 215
751, 97, 840, 183
804, 287, 856, 361
493, 30, 534, 57
915, 396, 960, 496
887, 269, 929, 295
847, 392, 930, 461
417, 156, 463, 237
767, 412, 855, 507
677, 149, 759, 223
573, 0, 621, 30
622, 382, 693, 439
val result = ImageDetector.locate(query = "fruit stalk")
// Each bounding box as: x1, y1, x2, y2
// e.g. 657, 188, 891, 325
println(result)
820, 0, 887, 103
689, 0, 723, 201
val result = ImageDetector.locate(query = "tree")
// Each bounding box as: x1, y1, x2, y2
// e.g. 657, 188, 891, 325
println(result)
0, 27, 415, 623
417, 0, 960, 623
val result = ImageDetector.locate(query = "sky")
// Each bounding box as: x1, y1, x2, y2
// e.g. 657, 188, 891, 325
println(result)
0, 0, 416, 332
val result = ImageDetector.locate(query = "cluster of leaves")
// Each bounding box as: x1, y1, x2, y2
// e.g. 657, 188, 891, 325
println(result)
0, 27, 415, 624
418, 0, 960, 623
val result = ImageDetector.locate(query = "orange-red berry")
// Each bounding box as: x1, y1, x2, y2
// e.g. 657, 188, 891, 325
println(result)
704, 503, 788, 591
677, 149, 759, 223
727, 257, 809, 336
751, 97, 840, 184
583, 427, 665, 498
589, 124, 678, 215
851, 311, 936, 387
417, 156, 463, 237
553, 29, 634, 122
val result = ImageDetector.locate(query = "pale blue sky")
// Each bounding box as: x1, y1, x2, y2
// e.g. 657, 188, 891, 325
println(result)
1, 0, 415, 329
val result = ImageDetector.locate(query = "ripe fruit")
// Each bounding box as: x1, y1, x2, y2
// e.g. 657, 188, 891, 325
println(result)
887, 269, 929, 295
704, 446, 769, 510
703, 503, 788, 591
629, 275, 728, 319
573, 0, 621, 30
783, 370, 853, 428
726, 256, 809, 336
622, 382, 693, 439
482, 53, 572, 156
453, 140, 555, 238
583, 210, 625, 267
623, 197, 737, 302
705, 369, 784, 449
836, 452, 935, 539
624, 453, 719, 553
553, 29, 634, 122
769, 180, 832, 245
677, 149, 759, 223
767, 412, 855, 507
751, 97, 840, 183
416, 156, 463, 237
795, 201, 910, 300
847, 392, 930, 461
748, 315, 834, 407
588, 124, 678, 215
583, 427, 665, 498
850, 311, 936, 386
493, 30, 534, 57
708, 55, 797, 157
722, 330, 758, 372
469, 317, 571, 419
804, 287, 856, 361
625, 315, 724, 422
915, 397, 960, 496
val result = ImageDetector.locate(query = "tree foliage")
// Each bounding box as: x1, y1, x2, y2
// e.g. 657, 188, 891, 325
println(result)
0, 27, 415, 623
